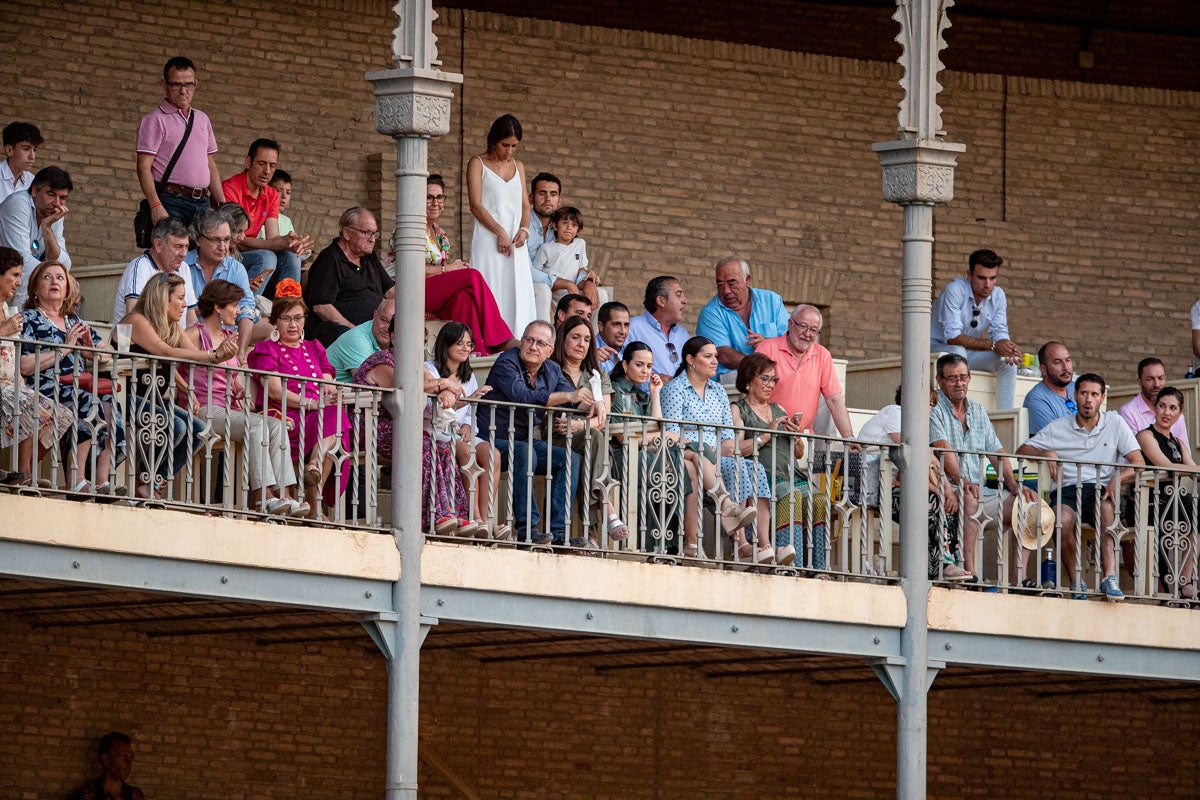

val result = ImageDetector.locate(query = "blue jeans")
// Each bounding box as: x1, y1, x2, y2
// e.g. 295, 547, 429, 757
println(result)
242, 249, 302, 298
495, 437, 581, 544
160, 191, 210, 227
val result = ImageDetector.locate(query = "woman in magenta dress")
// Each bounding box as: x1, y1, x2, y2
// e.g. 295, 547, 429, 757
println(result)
247, 279, 352, 521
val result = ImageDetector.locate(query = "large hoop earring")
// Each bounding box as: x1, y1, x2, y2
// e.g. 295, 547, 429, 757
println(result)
270, 328, 280, 342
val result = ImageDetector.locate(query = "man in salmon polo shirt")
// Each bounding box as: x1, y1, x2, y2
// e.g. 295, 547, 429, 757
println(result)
136, 56, 225, 226
221, 137, 312, 299
754, 303, 856, 439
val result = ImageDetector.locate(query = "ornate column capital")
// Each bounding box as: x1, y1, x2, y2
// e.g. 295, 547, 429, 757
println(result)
871, 138, 965, 205
365, 67, 463, 139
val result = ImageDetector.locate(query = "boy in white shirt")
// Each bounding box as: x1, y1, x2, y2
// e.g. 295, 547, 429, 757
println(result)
531, 206, 600, 307
0, 122, 41, 205
259, 169, 311, 259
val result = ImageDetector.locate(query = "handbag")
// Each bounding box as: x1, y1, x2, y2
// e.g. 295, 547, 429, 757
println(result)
134, 110, 195, 247
59, 372, 115, 396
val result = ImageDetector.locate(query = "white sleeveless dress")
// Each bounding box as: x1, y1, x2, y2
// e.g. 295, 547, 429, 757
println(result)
470, 160, 536, 336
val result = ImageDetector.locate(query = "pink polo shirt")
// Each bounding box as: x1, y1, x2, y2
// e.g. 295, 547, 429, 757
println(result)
221, 172, 279, 237
136, 101, 219, 189
754, 336, 842, 431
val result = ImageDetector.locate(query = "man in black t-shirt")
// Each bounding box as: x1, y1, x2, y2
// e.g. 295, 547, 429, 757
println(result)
303, 206, 394, 346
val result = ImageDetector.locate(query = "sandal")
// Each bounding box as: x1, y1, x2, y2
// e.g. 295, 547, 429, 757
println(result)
720, 502, 758, 534
682, 544, 700, 558
606, 515, 630, 541
302, 464, 323, 490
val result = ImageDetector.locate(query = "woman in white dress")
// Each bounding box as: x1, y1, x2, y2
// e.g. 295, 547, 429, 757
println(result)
467, 114, 536, 335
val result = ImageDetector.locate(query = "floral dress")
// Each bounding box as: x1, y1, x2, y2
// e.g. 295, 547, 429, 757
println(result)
0, 319, 73, 450
355, 349, 468, 530
20, 308, 125, 461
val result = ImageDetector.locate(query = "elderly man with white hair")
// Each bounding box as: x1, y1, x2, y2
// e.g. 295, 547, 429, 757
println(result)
696, 255, 788, 379
754, 304, 854, 439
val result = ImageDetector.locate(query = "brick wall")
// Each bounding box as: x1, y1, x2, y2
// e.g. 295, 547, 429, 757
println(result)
1, 613, 1197, 799
0, 1, 1197, 378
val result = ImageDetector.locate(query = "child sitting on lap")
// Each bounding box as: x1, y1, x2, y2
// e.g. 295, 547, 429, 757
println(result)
531, 206, 600, 307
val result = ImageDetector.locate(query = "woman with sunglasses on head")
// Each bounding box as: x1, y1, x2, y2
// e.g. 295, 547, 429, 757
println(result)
660, 335, 772, 564
118, 272, 233, 499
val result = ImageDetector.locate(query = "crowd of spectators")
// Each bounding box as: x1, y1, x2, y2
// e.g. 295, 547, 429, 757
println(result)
0, 63, 1196, 599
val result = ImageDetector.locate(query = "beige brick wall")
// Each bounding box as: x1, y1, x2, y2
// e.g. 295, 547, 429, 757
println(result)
1, 613, 1197, 799
0, 1, 1197, 379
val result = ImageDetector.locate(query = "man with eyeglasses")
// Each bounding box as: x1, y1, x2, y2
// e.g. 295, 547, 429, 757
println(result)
931, 353, 1037, 584
478, 321, 596, 549
930, 249, 1022, 409
136, 56, 225, 226
754, 304, 855, 439
222, 138, 312, 300
185, 208, 261, 363
304, 206, 395, 346
1022, 341, 1077, 435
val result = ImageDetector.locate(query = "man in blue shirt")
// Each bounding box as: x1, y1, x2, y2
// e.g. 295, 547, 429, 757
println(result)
526, 172, 560, 266
695, 256, 788, 378
1022, 341, 1076, 435
186, 207, 261, 363
930, 249, 1022, 408
479, 321, 596, 549
626, 275, 690, 384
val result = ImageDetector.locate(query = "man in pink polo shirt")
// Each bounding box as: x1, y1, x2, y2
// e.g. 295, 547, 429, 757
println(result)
755, 304, 855, 439
221, 137, 311, 299
136, 56, 225, 226
1119, 357, 1191, 448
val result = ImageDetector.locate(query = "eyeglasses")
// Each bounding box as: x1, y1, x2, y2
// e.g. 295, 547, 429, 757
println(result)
200, 234, 233, 246
969, 306, 981, 329
426, 195, 446, 205
1066, 400, 1078, 413
350, 227, 381, 239
940, 374, 970, 384
166, 81, 198, 90
789, 321, 821, 336
521, 336, 552, 350
278, 314, 305, 324
666, 342, 679, 364
758, 375, 778, 386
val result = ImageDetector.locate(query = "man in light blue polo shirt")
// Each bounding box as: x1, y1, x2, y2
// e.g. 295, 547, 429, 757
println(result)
1022, 341, 1076, 435
695, 256, 787, 378
626, 275, 690, 383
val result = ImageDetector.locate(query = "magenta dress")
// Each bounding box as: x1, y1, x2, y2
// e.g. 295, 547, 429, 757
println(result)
247, 338, 352, 506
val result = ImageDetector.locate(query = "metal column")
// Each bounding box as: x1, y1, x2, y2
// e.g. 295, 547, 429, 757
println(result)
367, 6, 463, 800
872, 1, 964, 797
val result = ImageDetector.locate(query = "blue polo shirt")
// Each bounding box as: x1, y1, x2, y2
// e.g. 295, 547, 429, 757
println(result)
695, 287, 788, 375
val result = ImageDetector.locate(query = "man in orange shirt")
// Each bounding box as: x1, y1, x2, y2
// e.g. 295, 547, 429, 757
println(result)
754, 304, 855, 439
221, 137, 311, 299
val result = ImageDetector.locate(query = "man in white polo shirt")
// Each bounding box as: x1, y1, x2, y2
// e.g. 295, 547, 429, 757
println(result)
1016, 373, 1144, 602
112, 217, 196, 328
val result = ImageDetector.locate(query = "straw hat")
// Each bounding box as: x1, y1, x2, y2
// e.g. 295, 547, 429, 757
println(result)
1011, 498, 1055, 550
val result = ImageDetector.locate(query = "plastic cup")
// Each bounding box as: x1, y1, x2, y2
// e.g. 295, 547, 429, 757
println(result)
116, 323, 133, 353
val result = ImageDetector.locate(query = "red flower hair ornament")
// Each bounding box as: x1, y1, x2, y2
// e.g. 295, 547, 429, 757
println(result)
274, 278, 303, 299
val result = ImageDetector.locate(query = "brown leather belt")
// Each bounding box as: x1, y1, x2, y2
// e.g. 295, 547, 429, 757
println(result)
162, 182, 209, 200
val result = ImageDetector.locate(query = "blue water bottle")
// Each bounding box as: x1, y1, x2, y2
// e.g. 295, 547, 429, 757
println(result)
1039, 547, 1057, 590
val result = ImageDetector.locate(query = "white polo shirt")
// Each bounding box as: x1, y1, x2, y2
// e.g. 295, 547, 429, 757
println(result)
1025, 411, 1140, 489
113, 252, 197, 327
